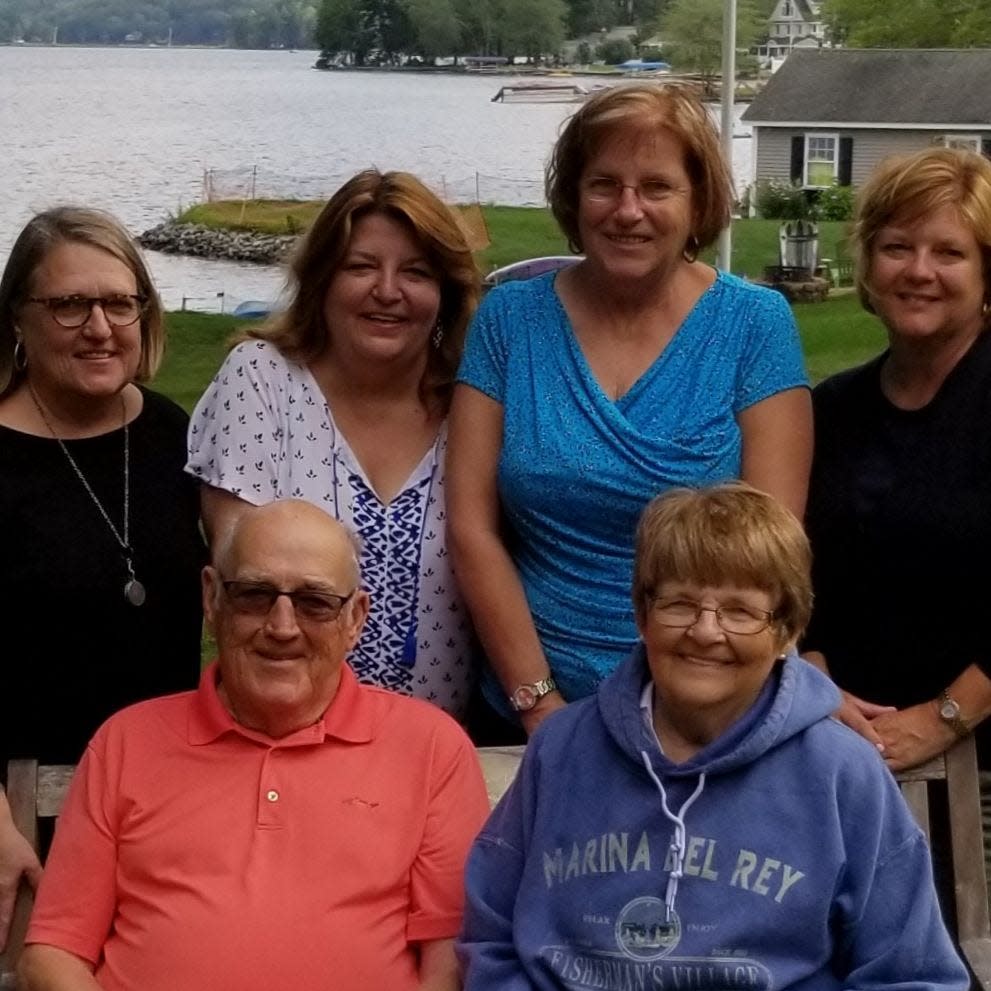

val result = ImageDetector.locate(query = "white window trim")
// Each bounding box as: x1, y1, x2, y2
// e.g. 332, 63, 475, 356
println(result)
943, 133, 981, 151
803, 132, 839, 189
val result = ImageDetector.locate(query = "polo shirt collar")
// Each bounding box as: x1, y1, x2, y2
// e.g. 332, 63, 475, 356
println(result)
189, 661, 377, 747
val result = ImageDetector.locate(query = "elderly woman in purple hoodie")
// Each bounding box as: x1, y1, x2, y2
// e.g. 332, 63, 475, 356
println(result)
459, 483, 966, 991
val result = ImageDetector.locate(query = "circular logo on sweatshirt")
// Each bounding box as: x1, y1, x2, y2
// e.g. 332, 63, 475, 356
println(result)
615, 896, 682, 960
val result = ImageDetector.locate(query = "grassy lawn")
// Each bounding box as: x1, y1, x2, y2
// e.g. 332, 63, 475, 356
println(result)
703, 219, 852, 282
479, 206, 570, 270
155, 311, 243, 412
179, 199, 319, 235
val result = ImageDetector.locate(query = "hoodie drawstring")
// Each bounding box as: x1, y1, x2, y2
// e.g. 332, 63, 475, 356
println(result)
641, 752, 706, 922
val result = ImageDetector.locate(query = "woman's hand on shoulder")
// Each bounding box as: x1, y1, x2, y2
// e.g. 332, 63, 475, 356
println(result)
831, 690, 896, 754
872, 703, 958, 772
0, 802, 42, 951
802, 650, 896, 753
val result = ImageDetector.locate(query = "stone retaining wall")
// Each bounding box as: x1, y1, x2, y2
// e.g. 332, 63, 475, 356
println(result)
139, 222, 296, 265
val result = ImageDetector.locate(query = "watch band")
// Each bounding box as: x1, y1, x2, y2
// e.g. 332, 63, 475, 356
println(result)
509, 677, 558, 712
937, 691, 970, 739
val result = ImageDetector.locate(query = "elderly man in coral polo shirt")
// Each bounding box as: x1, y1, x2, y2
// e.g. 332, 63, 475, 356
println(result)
19, 499, 490, 991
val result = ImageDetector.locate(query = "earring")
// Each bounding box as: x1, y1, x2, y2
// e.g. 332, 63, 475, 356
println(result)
431, 321, 444, 349
12, 338, 26, 373
683, 235, 700, 263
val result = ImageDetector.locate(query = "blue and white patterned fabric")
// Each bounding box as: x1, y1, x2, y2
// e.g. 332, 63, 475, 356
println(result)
186, 340, 473, 720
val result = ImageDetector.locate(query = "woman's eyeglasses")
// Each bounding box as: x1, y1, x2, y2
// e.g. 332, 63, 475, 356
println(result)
650, 598, 775, 636
28, 294, 147, 329
582, 176, 675, 204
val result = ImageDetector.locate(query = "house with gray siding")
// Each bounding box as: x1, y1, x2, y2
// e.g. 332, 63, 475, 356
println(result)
757, 0, 824, 63
742, 49, 991, 195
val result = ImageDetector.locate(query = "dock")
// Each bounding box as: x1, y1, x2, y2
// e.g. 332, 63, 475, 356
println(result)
491, 82, 590, 103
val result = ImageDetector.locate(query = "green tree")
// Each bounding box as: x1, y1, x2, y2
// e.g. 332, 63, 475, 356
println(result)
371, 0, 413, 61
499, 0, 565, 59
407, 0, 460, 58
596, 36, 633, 62
454, 0, 500, 53
315, 0, 369, 60
820, 0, 977, 47
565, 0, 616, 36
660, 0, 760, 88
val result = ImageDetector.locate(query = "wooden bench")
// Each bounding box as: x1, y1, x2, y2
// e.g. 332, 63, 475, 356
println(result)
896, 735, 991, 989
0, 762, 75, 990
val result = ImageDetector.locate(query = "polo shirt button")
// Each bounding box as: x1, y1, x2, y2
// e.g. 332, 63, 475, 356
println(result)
266, 790, 279, 802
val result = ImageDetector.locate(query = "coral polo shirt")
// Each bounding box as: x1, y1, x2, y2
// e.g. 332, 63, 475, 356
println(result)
27, 662, 490, 991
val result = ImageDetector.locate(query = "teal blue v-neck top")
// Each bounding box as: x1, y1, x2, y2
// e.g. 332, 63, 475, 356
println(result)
457, 270, 808, 714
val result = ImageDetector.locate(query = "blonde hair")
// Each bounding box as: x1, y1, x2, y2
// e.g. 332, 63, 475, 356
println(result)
632, 482, 812, 643
853, 147, 991, 317
246, 169, 480, 414
0, 207, 164, 397
546, 82, 733, 254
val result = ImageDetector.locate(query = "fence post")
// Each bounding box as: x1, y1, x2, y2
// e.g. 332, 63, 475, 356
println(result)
251, 165, 257, 201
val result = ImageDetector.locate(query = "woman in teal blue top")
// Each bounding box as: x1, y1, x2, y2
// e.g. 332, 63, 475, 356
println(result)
448, 83, 811, 737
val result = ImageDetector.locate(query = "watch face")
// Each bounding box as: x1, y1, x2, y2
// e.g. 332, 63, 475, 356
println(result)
513, 686, 537, 711
940, 699, 959, 720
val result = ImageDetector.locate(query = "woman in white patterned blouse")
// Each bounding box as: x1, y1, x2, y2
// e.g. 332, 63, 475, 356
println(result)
187, 170, 481, 720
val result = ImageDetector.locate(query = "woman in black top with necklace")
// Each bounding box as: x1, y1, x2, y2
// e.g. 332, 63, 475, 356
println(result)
0, 207, 204, 949
805, 148, 991, 773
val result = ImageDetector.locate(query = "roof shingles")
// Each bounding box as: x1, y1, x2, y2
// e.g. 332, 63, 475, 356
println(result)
743, 49, 991, 125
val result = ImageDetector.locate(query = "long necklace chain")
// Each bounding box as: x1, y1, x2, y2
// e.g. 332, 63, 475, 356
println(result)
28, 385, 146, 606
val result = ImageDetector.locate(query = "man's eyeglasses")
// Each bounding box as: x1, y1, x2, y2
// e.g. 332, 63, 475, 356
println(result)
582, 176, 675, 204
28, 294, 147, 329
222, 580, 355, 623
650, 598, 775, 636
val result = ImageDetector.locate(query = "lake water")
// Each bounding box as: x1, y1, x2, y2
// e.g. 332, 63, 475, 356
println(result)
2, 47, 753, 310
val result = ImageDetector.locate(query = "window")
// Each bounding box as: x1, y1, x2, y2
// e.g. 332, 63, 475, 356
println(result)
943, 134, 981, 152
804, 134, 838, 187
782, 0, 792, 14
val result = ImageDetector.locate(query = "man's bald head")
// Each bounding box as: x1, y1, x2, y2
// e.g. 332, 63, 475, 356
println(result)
213, 500, 362, 590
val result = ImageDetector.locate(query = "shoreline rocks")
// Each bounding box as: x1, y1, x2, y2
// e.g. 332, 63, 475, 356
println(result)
139, 221, 296, 265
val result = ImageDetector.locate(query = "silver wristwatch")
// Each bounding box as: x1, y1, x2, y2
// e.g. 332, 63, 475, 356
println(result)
509, 677, 558, 712
937, 691, 970, 739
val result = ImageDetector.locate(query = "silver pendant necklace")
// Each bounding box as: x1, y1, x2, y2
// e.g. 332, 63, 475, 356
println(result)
29, 385, 145, 607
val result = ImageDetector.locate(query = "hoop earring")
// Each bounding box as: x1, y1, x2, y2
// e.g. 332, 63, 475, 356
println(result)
13, 339, 26, 373
431, 321, 444, 349
683, 235, 700, 263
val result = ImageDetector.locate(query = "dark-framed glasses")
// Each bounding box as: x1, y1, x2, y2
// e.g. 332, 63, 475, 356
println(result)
650, 597, 775, 636
28, 294, 147, 329
221, 580, 354, 623
582, 176, 675, 204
